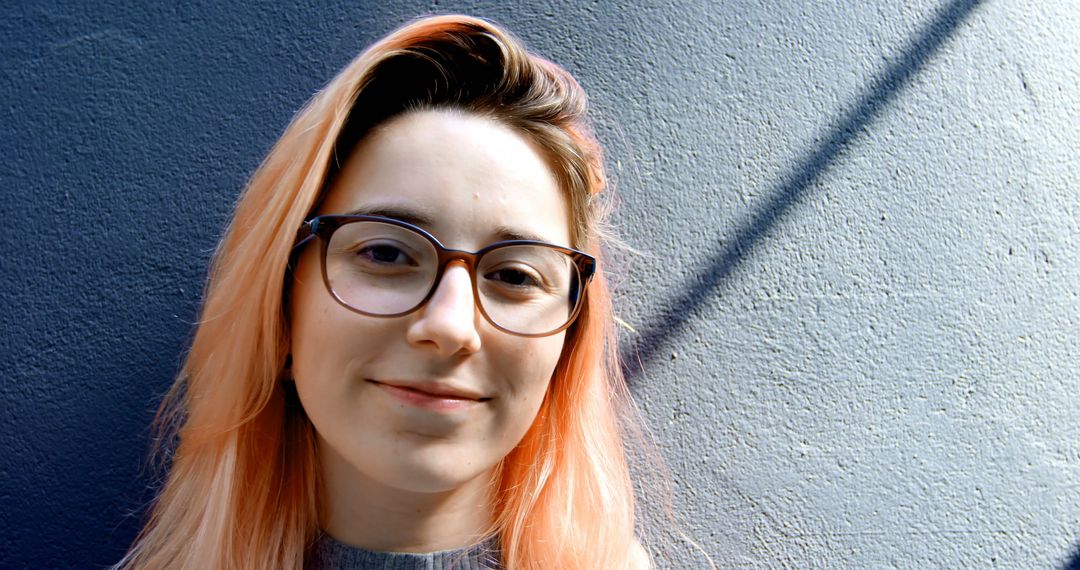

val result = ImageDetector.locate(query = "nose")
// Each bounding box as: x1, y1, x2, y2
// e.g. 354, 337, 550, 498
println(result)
405, 262, 482, 356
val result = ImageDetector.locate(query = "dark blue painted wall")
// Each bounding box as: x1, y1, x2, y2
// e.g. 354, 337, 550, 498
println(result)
0, 3, 428, 567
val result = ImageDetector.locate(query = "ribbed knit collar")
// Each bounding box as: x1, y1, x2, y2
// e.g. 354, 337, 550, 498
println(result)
308, 533, 502, 570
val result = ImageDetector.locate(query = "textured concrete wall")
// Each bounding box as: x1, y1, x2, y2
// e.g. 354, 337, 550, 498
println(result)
2, 1, 1077, 568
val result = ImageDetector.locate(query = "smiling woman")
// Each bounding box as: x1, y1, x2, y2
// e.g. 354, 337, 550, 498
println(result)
291, 111, 585, 551
117, 14, 648, 570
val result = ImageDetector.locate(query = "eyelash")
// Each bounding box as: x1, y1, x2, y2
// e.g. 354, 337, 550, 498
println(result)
485, 267, 544, 288
355, 243, 415, 265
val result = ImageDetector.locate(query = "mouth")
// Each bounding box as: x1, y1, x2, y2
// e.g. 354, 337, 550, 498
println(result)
369, 380, 491, 409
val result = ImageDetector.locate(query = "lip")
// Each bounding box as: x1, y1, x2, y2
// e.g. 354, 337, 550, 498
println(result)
370, 380, 489, 411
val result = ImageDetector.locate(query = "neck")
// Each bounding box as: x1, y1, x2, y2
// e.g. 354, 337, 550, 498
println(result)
317, 440, 495, 553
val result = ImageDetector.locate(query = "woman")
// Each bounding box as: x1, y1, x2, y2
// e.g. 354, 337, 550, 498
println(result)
120, 14, 647, 569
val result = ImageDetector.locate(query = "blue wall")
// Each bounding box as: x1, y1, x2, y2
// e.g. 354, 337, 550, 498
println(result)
2, 1, 1078, 568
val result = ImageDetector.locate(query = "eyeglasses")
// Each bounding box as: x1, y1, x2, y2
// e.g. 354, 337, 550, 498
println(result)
292, 215, 596, 337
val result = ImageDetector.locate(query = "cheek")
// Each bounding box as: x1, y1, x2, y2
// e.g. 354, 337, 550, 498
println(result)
288, 283, 399, 464
289, 264, 334, 373
496, 333, 566, 404
288, 251, 326, 338
288, 259, 379, 410
486, 336, 566, 468
289, 277, 342, 421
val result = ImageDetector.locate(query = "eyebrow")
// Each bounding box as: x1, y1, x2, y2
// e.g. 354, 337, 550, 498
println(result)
340, 206, 434, 228
490, 225, 547, 243
339, 206, 553, 244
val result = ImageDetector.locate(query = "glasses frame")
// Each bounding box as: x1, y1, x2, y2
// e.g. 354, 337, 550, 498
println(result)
292, 214, 597, 338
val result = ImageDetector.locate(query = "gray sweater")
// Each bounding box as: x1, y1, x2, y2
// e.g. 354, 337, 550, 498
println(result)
308, 534, 502, 570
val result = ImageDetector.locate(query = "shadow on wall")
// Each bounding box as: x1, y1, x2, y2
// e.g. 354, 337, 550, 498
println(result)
620, 0, 983, 376
1065, 546, 1080, 570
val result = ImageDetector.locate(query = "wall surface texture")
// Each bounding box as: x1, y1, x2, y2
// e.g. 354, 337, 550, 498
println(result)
2, 1, 1077, 568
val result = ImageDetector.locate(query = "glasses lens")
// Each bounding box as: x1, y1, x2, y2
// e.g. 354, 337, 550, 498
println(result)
324, 221, 438, 315
477, 244, 582, 335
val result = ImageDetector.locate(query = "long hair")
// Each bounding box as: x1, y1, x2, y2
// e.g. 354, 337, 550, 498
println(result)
120, 15, 639, 569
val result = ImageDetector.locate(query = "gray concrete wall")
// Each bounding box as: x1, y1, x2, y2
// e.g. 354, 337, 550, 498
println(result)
2, 1, 1077, 568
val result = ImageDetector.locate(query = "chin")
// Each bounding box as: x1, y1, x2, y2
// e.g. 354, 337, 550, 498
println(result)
397, 473, 485, 495
354, 438, 500, 495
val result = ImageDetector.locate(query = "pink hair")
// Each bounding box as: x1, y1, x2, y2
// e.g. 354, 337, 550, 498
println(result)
119, 15, 642, 569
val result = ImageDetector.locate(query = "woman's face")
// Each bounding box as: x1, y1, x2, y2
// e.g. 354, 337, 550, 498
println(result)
290, 110, 571, 496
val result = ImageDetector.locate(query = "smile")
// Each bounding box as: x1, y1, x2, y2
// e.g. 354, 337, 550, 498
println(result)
369, 380, 490, 411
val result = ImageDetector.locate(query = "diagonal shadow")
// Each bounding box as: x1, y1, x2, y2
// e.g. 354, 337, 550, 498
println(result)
621, 0, 983, 381
1064, 545, 1080, 570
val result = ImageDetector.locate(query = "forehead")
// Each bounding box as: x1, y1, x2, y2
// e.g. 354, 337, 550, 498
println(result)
318, 110, 571, 248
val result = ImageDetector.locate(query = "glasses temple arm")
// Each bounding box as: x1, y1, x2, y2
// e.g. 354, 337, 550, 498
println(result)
292, 218, 320, 251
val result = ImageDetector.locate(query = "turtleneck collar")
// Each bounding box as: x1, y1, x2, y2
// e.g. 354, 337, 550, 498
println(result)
308, 532, 502, 569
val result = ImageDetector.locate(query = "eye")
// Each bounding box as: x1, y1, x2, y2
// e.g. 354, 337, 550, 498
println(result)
485, 266, 544, 288
490, 268, 533, 286
360, 243, 406, 263
351, 242, 419, 269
